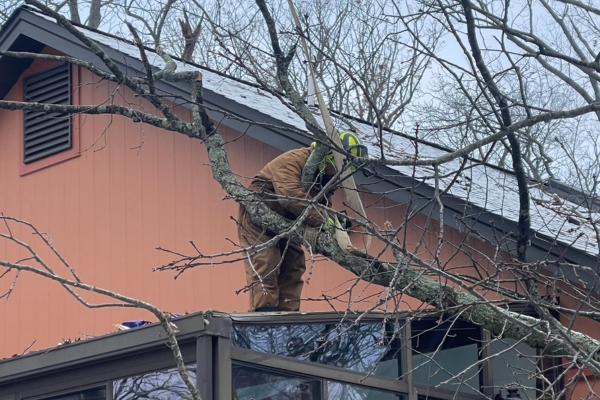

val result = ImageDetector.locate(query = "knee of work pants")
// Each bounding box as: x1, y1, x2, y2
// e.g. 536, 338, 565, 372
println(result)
277, 240, 306, 312
238, 205, 281, 311
238, 205, 306, 312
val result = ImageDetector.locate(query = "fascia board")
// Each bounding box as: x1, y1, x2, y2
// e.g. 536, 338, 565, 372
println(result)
219, 310, 411, 324
0, 313, 205, 384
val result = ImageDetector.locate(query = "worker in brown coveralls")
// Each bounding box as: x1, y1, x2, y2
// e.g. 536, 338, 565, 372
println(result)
238, 132, 367, 312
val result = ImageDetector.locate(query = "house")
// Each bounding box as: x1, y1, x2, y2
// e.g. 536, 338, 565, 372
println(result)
0, 5, 599, 398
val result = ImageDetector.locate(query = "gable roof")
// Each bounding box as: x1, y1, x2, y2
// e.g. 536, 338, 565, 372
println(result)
1, 6, 598, 284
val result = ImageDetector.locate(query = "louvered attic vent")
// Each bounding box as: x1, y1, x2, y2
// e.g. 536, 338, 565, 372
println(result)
23, 63, 72, 164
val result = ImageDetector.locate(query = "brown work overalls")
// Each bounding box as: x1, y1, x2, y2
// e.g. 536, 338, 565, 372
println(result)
237, 147, 335, 312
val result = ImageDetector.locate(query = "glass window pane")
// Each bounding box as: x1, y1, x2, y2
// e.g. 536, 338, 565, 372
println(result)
411, 320, 481, 395
232, 322, 402, 378
490, 338, 536, 399
41, 388, 106, 400
233, 364, 320, 400
113, 365, 196, 400
327, 381, 405, 400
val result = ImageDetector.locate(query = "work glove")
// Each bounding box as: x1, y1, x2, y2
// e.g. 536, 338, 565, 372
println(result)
322, 216, 336, 236
338, 212, 350, 230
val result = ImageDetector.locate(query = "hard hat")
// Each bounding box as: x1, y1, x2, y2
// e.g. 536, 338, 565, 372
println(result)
339, 131, 368, 159
311, 131, 368, 173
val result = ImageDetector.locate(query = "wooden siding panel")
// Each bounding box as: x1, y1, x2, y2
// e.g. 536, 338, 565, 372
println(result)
90, 78, 112, 329
155, 116, 177, 307
139, 114, 160, 307
108, 95, 128, 300
76, 83, 98, 333
123, 102, 144, 305
172, 124, 195, 309
46, 159, 64, 344
189, 137, 220, 310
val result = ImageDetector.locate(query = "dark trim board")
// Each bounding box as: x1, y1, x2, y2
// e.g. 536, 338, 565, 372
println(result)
231, 346, 412, 395
0, 313, 205, 386
8, 342, 196, 400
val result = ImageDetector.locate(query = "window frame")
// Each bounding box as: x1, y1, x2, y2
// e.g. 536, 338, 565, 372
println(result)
24, 383, 110, 400
230, 315, 491, 400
